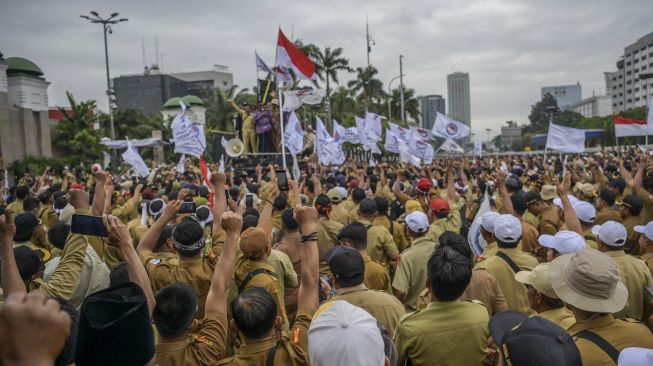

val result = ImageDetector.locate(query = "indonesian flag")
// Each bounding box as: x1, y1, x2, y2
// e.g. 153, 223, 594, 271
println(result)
199, 155, 214, 207
275, 29, 316, 80
614, 116, 648, 138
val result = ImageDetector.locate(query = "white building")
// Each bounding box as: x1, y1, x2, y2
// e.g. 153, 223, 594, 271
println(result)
569, 95, 612, 118
541, 83, 582, 110
606, 31, 653, 113
171, 65, 234, 95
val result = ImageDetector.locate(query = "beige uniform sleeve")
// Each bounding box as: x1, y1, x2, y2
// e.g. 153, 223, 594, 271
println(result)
282, 254, 299, 288
381, 229, 400, 260
38, 233, 88, 299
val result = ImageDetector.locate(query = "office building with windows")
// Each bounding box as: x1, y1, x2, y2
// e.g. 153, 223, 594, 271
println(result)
606, 31, 653, 113
447, 72, 471, 128
417, 94, 445, 130
541, 83, 582, 110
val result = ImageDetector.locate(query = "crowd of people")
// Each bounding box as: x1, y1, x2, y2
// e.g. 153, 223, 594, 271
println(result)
3, 149, 653, 365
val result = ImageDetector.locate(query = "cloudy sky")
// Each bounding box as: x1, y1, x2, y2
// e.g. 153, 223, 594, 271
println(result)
2, 0, 652, 137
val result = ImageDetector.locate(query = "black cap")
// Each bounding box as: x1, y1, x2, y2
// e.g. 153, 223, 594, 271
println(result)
326, 246, 364, 287
75, 282, 155, 366
621, 194, 644, 213
505, 177, 521, 190
511, 192, 528, 213
359, 199, 377, 216
598, 188, 616, 206
14, 245, 44, 280
14, 212, 40, 238
490, 311, 581, 366
524, 191, 541, 206
608, 178, 626, 192
352, 188, 366, 202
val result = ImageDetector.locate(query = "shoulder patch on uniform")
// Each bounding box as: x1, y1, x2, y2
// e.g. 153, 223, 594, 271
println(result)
148, 258, 161, 265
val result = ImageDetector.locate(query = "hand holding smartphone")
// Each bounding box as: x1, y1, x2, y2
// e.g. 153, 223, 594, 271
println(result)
276, 169, 289, 191
71, 214, 109, 237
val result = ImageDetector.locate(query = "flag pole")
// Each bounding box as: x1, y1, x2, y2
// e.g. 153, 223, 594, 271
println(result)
278, 81, 287, 170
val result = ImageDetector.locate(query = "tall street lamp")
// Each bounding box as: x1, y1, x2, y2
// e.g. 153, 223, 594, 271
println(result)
80, 11, 128, 140
387, 75, 403, 120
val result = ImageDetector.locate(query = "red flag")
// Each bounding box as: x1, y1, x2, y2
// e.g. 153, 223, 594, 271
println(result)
199, 155, 214, 207
613, 116, 648, 138
613, 116, 646, 125
275, 29, 316, 80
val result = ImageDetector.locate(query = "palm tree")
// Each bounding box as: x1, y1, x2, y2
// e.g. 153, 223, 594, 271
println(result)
107, 108, 167, 140
54, 91, 107, 165
347, 66, 385, 113
386, 87, 420, 124
314, 46, 352, 131
331, 86, 357, 123
204, 85, 254, 133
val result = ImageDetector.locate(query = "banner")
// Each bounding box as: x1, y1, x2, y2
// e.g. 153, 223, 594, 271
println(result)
432, 112, 470, 140
316, 116, 345, 165
467, 191, 491, 257
171, 112, 206, 158
284, 111, 304, 155
423, 144, 435, 164
384, 130, 401, 153
439, 138, 464, 153
121, 141, 150, 178
545, 122, 585, 153
388, 122, 409, 141
362, 112, 384, 151
282, 89, 326, 112
409, 125, 434, 141
406, 134, 430, 158
333, 119, 347, 144
474, 140, 483, 156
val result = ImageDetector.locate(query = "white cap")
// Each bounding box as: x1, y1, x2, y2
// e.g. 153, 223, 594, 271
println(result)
493, 214, 522, 243
573, 202, 596, 224
552, 195, 579, 209
592, 221, 627, 247
405, 211, 429, 234
634, 222, 653, 242
336, 187, 348, 199
618, 347, 653, 366
309, 301, 385, 366
480, 212, 500, 233
538, 231, 586, 254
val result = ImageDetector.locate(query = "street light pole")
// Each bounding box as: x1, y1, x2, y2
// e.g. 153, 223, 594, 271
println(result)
399, 55, 405, 124
387, 75, 402, 120
80, 11, 128, 140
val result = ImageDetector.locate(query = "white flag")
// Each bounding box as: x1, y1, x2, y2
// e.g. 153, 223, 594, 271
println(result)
355, 116, 365, 136
362, 113, 384, 151
384, 130, 401, 153
388, 122, 409, 142
218, 155, 225, 173
282, 89, 326, 112
332, 119, 347, 144
545, 122, 585, 153
140, 203, 148, 226
172, 111, 206, 158
438, 138, 464, 153
423, 144, 435, 164
409, 125, 434, 141
177, 154, 186, 173
467, 191, 491, 257
316, 117, 344, 165
432, 112, 470, 140
122, 142, 150, 178
474, 140, 483, 156
407, 133, 430, 158
292, 154, 301, 180
221, 136, 229, 149
371, 142, 382, 155
284, 112, 304, 155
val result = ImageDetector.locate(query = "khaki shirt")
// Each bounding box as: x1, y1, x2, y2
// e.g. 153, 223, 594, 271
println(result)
373, 216, 409, 254
424, 208, 462, 244
330, 284, 405, 336
316, 216, 344, 276
582, 229, 599, 250
31, 233, 88, 300
216, 310, 312, 365
595, 206, 621, 225
392, 236, 437, 311
359, 219, 399, 267
519, 219, 542, 260
394, 300, 489, 366
273, 233, 302, 324
475, 248, 538, 315
330, 203, 349, 225
267, 249, 298, 296
605, 250, 653, 321
6, 199, 23, 215
523, 211, 539, 229
111, 200, 138, 223
638, 191, 653, 224
569, 314, 653, 366
270, 211, 282, 233
623, 215, 643, 255
537, 206, 560, 236
156, 310, 229, 365
479, 241, 498, 262
38, 205, 58, 229
235, 258, 288, 327
364, 255, 391, 293
536, 307, 576, 330
640, 252, 653, 277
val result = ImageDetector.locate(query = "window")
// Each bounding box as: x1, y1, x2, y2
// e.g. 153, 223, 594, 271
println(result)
627, 71, 632, 75
636, 97, 640, 102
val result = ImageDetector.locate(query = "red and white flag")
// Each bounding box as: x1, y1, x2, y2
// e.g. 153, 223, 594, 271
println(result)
614, 116, 648, 138
275, 29, 316, 81
199, 155, 214, 207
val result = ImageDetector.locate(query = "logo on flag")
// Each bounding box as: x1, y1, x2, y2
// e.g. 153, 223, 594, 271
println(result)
446, 123, 459, 136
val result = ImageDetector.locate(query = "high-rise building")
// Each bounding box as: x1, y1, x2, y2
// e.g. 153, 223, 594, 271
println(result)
447, 72, 471, 129
606, 31, 653, 113
417, 94, 445, 130
540, 83, 582, 110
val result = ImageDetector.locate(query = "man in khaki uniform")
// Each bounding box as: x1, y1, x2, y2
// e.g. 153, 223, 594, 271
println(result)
618, 195, 644, 255
230, 100, 257, 154
314, 195, 343, 275
327, 188, 349, 225
372, 196, 408, 253
392, 211, 437, 311
6, 185, 27, 214
325, 246, 404, 336
394, 243, 489, 366
425, 197, 462, 243
478, 211, 500, 261
337, 222, 391, 292
515, 263, 576, 329
595, 188, 621, 225
267, 248, 298, 297
356, 198, 399, 268
594, 221, 653, 321
524, 190, 560, 236
550, 248, 653, 365
475, 214, 538, 315
37, 190, 57, 229
635, 222, 653, 276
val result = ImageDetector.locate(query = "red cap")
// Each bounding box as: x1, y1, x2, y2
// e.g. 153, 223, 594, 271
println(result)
347, 179, 359, 189
429, 198, 449, 213
416, 178, 433, 194
70, 182, 83, 190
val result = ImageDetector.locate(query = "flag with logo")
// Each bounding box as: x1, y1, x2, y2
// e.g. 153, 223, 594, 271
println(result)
545, 122, 585, 153
438, 138, 464, 153
388, 122, 409, 142
275, 28, 316, 80
384, 130, 401, 153
474, 140, 483, 156
171, 111, 206, 158
283, 111, 304, 155
409, 125, 434, 141
432, 112, 470, 140
406, 133, 430, 158
332, 119, 347, 144
362, 112, 384, 151
122, 141, 150, 178
316, 116, 345, 165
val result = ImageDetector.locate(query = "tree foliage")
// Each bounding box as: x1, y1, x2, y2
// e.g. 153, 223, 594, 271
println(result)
54, 91, 107, 165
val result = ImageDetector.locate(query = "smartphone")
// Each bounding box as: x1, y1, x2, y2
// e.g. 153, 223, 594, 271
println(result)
276, 169, 289, 191
71, 214, 108, 237
245, 193, 254, 208
180, 201, 196, 214
188, 188, 198, 197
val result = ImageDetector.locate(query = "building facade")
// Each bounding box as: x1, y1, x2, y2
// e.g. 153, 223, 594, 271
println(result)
417, 94, 445, 130
447, 72, 471, 128
500, 121, 522, 149
171, 65, 233, 99
541, 83, 582, 110
0, 56, 52, 169
606, 31, 653, 113
568, 95, 612, 118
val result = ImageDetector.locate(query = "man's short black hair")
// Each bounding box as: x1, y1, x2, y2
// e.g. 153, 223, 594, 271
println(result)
38, 190, 52, 205
23, 197, 39, 212
109, 262, 129, 287
497, 238, 520, 249
281, 208, 299, 231
154, 225, 174, 252
273, 192, 288, 211
244, 207, 260, 218
153, 283, 198, 340
48, 222, 71, 250
172, 219, 204, 258
427, 246, 472, 301
242, 215, 260, 232
55, 297, 78, 366
374, 196, 389, 217
438, 231, 472, 264
352, 188, 366, 203
231, 287, 278, 339
15, 185, 29, 200
338, 222, 367, 251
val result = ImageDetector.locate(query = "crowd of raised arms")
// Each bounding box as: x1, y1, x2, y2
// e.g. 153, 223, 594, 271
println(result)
5, 149, 653, 365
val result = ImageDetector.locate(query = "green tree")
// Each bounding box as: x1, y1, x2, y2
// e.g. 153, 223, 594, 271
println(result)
331, 86, 357, 124
527, 93, 558, 132
313, 46, 353, 130
54, 91, 107, 165
386, 87, 420, 124
347, 66, 385, 112
100, 108, 167, 140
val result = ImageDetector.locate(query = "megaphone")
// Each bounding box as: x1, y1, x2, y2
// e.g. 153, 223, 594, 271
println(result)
225, 138, 244, 158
